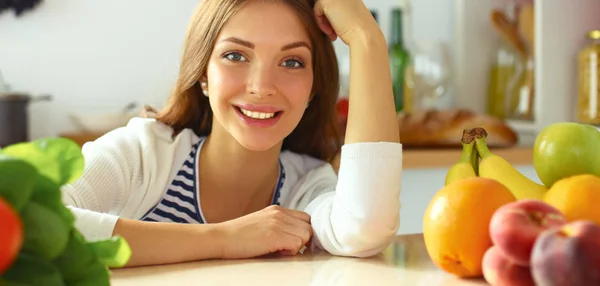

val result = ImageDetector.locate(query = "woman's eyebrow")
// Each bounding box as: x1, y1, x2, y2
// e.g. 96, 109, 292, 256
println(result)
219, 37, 254, 48
218, 37, 311, 51
281, 41, 311, 51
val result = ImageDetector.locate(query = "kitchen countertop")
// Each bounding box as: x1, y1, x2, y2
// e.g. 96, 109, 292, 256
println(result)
402, 146, 533, 169
110, 233, 488, 286
327, 146, 532, 172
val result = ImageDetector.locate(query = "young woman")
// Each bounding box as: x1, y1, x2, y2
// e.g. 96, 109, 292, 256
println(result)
61, 0, 402, 267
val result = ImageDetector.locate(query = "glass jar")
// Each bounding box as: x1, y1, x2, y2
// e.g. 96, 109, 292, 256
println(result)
402, 42, 452, 114
577, 30, 600, 125
506, 56, 534, 121
488, 42, 524, 119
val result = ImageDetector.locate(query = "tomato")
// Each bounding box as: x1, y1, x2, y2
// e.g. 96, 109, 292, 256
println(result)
0, 197, 23, 274
335, 97, 349, 118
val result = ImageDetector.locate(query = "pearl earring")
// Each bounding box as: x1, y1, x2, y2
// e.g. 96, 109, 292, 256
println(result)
201, 81, 208, 97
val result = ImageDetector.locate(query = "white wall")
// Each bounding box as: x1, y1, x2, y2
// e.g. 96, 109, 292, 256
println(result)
1, 0, 200, 139
0, 0, 451, 140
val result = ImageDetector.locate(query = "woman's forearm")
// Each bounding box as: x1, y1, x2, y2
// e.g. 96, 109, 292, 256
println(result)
112, 218, 224, 267
344, 28, 400, 144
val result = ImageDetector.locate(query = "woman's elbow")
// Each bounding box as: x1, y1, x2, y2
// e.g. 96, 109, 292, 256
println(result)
326, 220, 400, 258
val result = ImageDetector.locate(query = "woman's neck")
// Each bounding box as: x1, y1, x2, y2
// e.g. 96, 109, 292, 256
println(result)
199, 127, 282, 195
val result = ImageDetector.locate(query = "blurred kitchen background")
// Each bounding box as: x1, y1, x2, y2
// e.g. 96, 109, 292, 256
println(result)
2, 0, 600, 234
3, 0, 600, 147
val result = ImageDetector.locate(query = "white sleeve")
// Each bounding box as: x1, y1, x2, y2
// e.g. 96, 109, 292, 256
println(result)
293, 142, 403, 257
60, 126, 143, 241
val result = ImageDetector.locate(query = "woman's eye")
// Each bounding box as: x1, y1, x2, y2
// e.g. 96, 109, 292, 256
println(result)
223, 52, 247, 62
282, 58, 304, 69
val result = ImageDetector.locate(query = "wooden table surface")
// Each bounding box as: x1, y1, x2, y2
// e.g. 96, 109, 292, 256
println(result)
110, 233, 488, 286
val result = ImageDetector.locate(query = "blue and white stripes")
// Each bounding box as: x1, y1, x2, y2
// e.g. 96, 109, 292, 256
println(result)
141, 140, 204, 223
141, 138, 285, 224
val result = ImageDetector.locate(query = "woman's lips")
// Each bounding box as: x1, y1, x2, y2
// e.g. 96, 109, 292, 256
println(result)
234, 103, 283, 113
233, 105, 283, 128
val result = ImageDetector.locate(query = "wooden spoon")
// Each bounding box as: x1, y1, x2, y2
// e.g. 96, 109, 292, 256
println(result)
515, 4, 535, 121
518, 3, 535, 56
490, 10, 528, 58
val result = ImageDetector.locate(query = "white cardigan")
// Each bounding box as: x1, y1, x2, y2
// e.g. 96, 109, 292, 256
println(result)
61, 117, 403, 257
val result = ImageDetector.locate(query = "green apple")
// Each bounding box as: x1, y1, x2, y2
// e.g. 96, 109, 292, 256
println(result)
533, 122, 600, 187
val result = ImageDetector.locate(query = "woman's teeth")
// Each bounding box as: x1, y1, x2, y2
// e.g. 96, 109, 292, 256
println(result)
240, 108, 276, 119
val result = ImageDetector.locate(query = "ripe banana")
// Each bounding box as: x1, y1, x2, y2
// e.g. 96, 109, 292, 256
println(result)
445, 130, 478, 186
473, 128, 547, 200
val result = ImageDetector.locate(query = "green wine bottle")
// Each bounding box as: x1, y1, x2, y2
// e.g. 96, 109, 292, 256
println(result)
389, 8, 410, 113
370, 10, 378, 23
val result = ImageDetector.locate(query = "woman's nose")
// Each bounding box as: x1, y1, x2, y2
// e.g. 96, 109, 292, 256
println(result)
246, 64, 277, 97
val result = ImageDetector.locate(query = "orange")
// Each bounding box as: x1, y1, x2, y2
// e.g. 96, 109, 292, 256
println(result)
423, 177, 516, 278
544, 174, 600, 225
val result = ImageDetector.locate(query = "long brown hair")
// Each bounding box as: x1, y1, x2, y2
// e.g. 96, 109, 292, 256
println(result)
155, 0, 342, 162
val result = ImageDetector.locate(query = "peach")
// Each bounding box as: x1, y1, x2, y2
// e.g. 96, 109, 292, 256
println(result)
482, 246, 535, 286
489, 199, 567, 266
531, 220, 600, 286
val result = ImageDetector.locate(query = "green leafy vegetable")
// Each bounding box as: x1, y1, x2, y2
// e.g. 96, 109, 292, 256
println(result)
1, 138, 84, 186
87, 236, 132, 268
65, 261, 111, 286
1, 253, 64, 286
0, 138, 131, 285
31, 175, 75, 226
0, 155, 38, 211
53, 231, 96, 282
20, 201, 70, 260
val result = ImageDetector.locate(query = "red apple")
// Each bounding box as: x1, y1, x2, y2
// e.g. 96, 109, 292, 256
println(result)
489, 199, 567, 266
483, 246, 535, 286
531, 220, 600, 286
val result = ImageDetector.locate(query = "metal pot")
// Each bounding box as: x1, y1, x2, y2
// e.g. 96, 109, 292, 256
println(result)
0, 92, 52, 148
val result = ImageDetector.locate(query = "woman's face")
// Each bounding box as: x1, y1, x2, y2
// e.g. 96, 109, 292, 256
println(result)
205, 1, 314, 152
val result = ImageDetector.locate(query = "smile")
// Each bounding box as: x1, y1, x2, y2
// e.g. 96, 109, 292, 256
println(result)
239, 108, 276, 119
233, 104, 283, 128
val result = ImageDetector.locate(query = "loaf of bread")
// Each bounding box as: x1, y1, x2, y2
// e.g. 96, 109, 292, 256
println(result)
397, 109, 519, 148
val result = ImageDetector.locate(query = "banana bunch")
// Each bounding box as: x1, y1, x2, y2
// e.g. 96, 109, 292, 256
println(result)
445, 128, 547, 200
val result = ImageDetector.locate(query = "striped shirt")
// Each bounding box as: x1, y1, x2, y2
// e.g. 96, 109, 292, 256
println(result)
140, 138, 285, 223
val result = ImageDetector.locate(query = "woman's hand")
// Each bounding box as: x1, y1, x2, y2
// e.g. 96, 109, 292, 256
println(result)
217, 205, 313, 259
315, 1, 399, 145
313, 0, 381, 44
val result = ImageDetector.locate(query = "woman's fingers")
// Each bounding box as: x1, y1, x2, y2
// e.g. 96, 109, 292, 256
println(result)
318, 15, 337, 41
276, 232, 306, 255
286, 219, 313, 240
283, 208, 312, 223
313, 1, 337, 41
277, 215, 313, 254
281, 216, 313, 240
260, 206, 314, 256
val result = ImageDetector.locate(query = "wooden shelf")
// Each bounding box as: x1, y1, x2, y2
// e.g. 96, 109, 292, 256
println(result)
403, 146, 533, 169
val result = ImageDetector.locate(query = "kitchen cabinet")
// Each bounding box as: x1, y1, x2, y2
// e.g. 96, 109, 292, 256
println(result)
452, 0, 600, 141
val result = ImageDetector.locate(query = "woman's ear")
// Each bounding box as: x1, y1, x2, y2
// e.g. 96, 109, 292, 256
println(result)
307, 92, 316, 108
